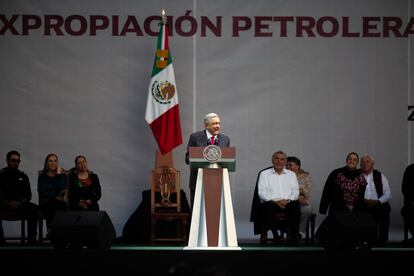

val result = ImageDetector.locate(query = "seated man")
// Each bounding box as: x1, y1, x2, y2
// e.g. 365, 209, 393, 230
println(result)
250, 151, 300, 245
361, 155, 392, 245
0, 150, 38, 245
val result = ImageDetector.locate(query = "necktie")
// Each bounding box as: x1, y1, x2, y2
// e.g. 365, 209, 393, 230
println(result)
211, 136, 215, 145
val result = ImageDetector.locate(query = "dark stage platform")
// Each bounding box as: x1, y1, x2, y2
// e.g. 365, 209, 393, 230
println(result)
1, 241, 414, 275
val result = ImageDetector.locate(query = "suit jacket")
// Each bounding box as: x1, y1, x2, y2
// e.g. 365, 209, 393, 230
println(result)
185, 130, 230, 189
250, 166, 273, 235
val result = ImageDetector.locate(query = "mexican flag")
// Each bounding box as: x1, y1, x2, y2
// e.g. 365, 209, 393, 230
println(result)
145, 19, 182, 154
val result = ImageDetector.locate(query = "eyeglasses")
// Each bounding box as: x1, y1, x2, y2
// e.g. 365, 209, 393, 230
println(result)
8, 158, 21, 163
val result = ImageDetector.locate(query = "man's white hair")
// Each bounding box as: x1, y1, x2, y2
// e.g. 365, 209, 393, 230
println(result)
204, 113, 219, 124
361, 154, 375, 163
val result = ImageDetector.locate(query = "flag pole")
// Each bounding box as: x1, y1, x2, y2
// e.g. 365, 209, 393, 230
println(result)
155, 8, 173, 162
146, 7, 182, 158
161, 9, 167, 25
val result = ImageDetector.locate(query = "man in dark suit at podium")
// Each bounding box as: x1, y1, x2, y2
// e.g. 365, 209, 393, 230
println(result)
185, 113, 230, 209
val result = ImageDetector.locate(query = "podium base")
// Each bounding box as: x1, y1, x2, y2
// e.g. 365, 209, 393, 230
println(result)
187, 168, 239, 248
183, 246, 241, 250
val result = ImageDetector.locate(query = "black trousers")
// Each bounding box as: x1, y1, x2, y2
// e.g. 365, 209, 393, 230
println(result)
401, 204, 414, 238
0, 202, 39, 241
366, 204, 390, 243
260, 200, 300, 241
39, 198, 68, 229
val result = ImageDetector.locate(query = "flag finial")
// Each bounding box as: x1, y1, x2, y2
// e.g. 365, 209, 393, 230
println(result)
161, 9, 167, 24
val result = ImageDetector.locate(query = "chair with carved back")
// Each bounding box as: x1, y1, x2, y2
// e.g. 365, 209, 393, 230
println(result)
150, 151, 189, 244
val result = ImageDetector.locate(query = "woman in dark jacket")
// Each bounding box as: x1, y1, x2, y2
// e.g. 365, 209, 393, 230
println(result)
317, 152, 372, 249
319, 152, 367, 215
38, 153, 68, 230
68, 155, 101, 211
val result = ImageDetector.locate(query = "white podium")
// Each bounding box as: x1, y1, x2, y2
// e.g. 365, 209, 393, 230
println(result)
184, 146, 240, 250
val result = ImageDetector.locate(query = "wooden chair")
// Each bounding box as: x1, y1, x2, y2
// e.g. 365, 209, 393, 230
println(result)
0, 211, 27, 244
265, 212, 317, 243
150, 151, 189, 244
37, 212, 48, 244
37, 170, 47, 244
259, 212, 288, 243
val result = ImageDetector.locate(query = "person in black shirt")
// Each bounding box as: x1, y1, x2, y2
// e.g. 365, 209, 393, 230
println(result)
401, 163, 414, 244
0, 150, 38, 244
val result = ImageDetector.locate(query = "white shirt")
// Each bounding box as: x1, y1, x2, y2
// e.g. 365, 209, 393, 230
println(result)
363, 171, 392, 203
258, 167, 299, 203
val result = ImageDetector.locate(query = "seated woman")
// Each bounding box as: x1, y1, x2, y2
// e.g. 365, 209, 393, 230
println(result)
68, 155, 101, 211
286, 156, 313, 239
319, 152, 367, 214
38, 153, 68, 233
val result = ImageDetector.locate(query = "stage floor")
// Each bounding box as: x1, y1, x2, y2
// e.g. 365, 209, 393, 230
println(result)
1, 241, 413, 275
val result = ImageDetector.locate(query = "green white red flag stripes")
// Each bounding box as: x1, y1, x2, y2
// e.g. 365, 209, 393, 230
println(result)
145, 19, 182, 154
